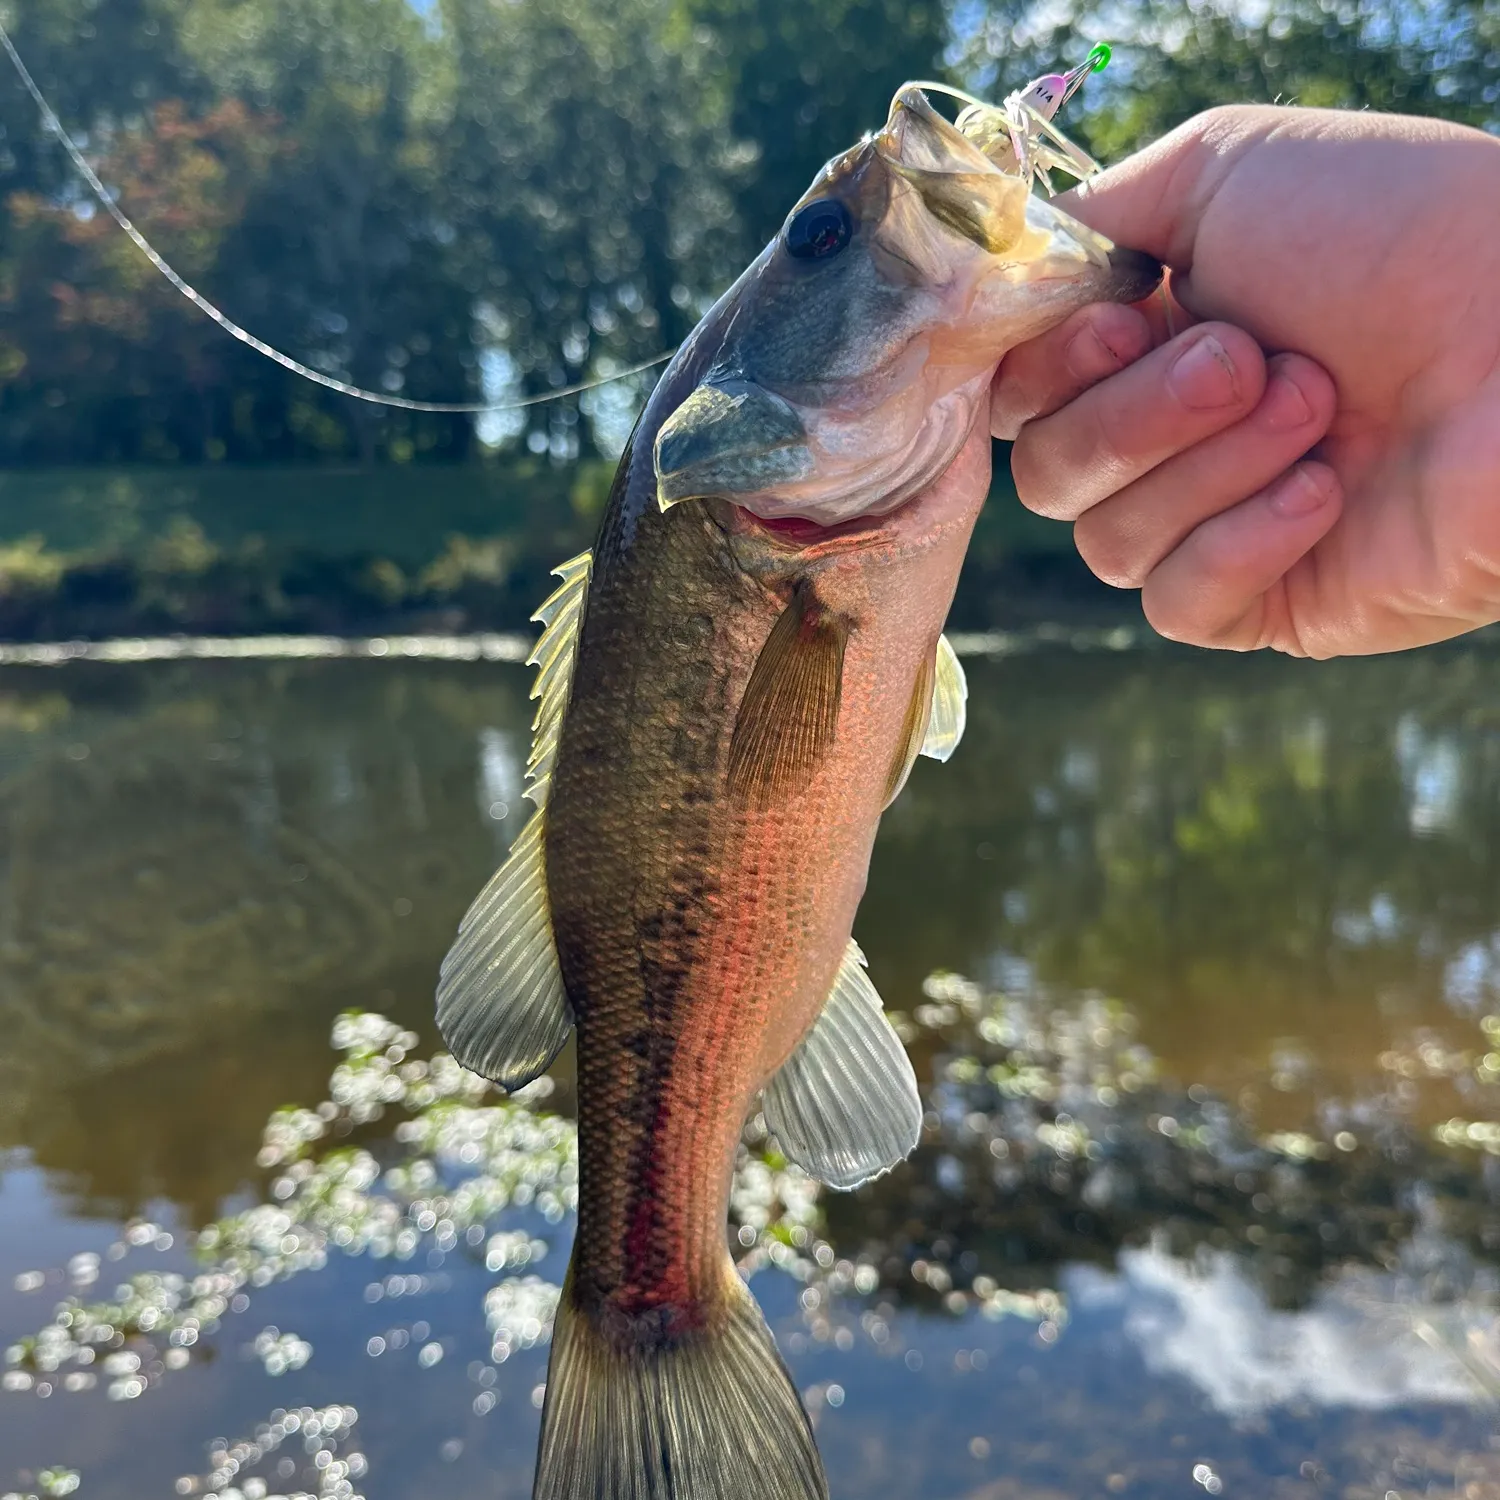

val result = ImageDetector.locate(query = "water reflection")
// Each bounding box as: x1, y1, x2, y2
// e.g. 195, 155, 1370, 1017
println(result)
871, 647, 1500, 1117
0, 661, 534, 1219
1072, 1246, 1485, 1416
2, 644, 1500, 1495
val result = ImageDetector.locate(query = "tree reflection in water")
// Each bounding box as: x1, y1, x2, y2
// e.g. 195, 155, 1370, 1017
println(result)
3, 642, 1500, 1495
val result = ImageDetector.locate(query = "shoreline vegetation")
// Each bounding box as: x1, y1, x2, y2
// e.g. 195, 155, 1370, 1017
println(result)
0, 460, 1127, 642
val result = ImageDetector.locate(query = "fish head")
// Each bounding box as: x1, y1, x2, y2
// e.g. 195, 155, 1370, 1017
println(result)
655, 84, 1159, 527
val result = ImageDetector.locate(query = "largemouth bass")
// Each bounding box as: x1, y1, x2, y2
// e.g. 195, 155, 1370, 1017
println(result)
438, 84, 1158, 1500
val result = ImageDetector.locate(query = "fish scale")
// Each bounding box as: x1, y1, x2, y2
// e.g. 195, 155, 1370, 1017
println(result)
435, 76, 1159, 1500
553, 487, 840, 1319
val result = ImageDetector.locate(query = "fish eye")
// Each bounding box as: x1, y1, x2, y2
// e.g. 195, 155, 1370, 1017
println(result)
785, 199, 853, 261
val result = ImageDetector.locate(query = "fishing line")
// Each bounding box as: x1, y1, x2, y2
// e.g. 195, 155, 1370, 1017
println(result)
906, 79, 994, 113
0, 20, 673, 413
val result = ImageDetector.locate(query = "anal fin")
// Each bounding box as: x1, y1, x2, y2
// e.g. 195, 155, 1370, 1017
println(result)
762, 940, 922, 1190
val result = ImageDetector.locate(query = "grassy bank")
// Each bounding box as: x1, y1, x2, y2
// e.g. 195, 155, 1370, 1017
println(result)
0, 456, 1117, 640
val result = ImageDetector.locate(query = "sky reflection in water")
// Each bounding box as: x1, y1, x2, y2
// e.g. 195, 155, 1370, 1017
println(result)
2, 644, 1500, 1499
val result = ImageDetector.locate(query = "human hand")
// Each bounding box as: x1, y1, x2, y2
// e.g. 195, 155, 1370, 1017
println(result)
991, 105, 1500, 656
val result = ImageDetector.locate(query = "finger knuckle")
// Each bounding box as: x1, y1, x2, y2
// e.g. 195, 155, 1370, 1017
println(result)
1084, 401, 1135, 488
1140, 591, 1199, 645
1190, 521, 1256, 585
989, 390, 1024, 442
1193, 104, 1261, 148
1073, 512, 1147, 590
1010, 440, 1069, 518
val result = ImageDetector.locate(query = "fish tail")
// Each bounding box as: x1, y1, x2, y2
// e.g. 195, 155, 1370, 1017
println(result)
534, 1254, 828, 1500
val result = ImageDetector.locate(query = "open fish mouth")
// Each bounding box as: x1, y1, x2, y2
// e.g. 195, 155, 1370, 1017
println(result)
878, 83, 1158, 294
654, 83, 1160, 528
874, 84, 1057, 259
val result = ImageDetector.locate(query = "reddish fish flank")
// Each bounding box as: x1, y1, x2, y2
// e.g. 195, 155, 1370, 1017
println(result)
554, 430, 991, 1330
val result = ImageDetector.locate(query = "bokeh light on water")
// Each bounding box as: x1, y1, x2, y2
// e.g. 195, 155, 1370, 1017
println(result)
3, 643, 1500, 1497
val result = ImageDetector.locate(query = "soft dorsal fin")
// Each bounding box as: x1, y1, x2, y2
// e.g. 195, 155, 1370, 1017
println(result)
761, 940, 922, 1190
920, 633, 966, 762
435, 551, 591, 1089
728, 584, 848, 807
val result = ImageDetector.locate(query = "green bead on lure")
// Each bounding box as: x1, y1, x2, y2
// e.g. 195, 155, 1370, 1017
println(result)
954, 42, 1113, 193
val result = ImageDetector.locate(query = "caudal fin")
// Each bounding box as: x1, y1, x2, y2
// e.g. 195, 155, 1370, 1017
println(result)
534, 1260, 828, 1500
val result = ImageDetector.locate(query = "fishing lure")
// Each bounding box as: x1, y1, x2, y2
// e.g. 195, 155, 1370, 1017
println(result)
961, 44, 1111, 194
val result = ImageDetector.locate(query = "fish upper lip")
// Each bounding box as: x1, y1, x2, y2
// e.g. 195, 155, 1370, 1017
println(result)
878, 83, 1000, 178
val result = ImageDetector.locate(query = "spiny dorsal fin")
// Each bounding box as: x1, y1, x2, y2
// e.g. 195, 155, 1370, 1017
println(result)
435, 550, 591, 1088
884, 647, 937, 807
525, 549, 593, 807
920, 633, 967, 762
761, 939, 922, 1190
728, 584, 847, 807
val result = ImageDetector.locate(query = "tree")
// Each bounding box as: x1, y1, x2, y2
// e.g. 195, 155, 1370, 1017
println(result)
954, 0, 1499, 164
1, 99, 283, 461
0, 0, 477, 462
438, 0, 748, 459
173, 0, 476, 461
681, 0, 949, 248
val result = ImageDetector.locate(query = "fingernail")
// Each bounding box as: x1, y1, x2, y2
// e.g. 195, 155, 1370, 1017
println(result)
1260, 371, 1313, 432
1270, 465, 1330, 519
1167, 334, 1239, 410
1065, 324, 1123, 382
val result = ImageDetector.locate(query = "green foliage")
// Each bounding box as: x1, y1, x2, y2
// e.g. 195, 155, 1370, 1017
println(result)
0, 0, 1492, 465
439, 0, 748, 457
956, 0, 1500, 160
679, 0, 947, 245
0, 463, 609, 637
0, 0, 945, 463
1083, 0, 1500, 158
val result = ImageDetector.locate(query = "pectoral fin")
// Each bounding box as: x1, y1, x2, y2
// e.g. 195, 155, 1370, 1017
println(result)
762, 941, 922, 1190
920, 633, 967, 761
728, 586, 847, 806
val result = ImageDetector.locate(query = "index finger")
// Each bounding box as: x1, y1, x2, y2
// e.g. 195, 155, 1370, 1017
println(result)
991, 300, 1154, 440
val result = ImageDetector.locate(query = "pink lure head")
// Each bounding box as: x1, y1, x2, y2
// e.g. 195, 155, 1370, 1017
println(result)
1016, 74, 1068, 120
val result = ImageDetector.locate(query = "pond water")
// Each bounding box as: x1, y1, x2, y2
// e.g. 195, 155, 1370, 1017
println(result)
2, 641, 1500, 1499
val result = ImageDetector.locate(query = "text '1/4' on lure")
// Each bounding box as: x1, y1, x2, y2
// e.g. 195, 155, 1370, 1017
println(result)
437, 75, 1159, 1500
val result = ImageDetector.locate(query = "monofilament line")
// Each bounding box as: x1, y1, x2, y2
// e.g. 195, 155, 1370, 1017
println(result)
0, 21, 672, 413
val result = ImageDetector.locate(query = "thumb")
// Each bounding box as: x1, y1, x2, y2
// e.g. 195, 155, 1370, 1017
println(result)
1053, 106, 1279, 272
